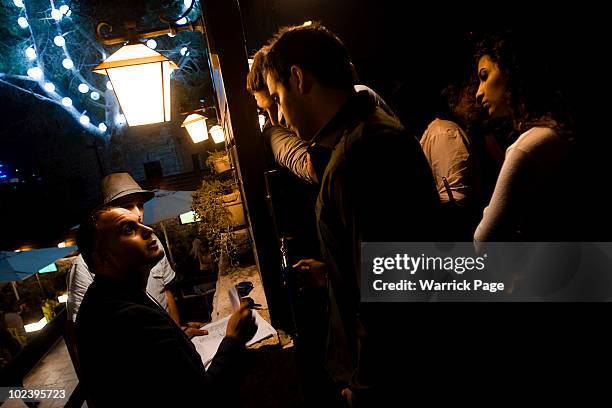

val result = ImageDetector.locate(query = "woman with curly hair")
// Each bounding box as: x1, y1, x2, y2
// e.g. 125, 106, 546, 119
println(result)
473, 34, 579, 243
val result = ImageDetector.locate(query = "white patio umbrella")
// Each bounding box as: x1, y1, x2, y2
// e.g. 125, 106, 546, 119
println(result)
143, 190, 195, 265
144, 190, 194, 225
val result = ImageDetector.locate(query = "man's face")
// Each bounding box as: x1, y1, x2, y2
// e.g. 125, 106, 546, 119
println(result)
95, 208, 163, 279
266, 72, 309, 140
111, 194, 145, 218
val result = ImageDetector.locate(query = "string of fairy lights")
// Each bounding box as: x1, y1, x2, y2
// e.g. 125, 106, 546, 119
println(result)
8, 0, 197, 136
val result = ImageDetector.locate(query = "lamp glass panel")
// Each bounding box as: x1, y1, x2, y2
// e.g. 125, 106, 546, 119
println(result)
107, 62, 165, 126
210, 125, 225, 144
185, 116, 208, 143
163, 61, 172, 121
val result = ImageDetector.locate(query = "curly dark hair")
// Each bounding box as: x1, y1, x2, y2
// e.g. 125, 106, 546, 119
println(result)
475, 34, 573, 137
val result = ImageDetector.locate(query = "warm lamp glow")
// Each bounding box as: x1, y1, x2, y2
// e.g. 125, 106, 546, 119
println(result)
209, 125, 225, 144
93, 43, 177, 126
181, 113, 208, 143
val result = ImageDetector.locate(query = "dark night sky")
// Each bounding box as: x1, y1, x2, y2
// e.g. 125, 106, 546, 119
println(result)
1, 0, 609, 249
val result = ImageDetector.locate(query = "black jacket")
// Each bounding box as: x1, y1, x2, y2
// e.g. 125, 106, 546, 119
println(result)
313, 91, 440, 389
76, 275, 244, 407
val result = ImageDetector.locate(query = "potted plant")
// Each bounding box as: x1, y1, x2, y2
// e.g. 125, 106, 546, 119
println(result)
220, 189, 246, 227
192, 179, 240, 267
206, 151, 231, 174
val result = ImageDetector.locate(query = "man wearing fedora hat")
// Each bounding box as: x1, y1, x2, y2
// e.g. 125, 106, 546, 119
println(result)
67, 172, 206, 338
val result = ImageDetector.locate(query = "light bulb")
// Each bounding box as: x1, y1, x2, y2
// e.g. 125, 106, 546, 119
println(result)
61, 97, 72, 106
27, 67, 43, 80
17, 17, 28, 28
13, 0, 24, 7
51, 9, 62, 21
98, 123, 107, 132
78, 83, 89, 93
80, 115, 90, 125
62, 58, 73, 69
44, 82, 56, 92
25, 47, 36, 60
90, 91, 100, 101
106, 81, 113, 90
146, 39, 157, 49
59, 5, 69, 14
53, 35, 65, 47
180, 47, 188, 56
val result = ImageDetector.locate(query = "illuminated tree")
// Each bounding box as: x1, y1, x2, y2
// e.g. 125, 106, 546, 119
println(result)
0, 0, 210, 139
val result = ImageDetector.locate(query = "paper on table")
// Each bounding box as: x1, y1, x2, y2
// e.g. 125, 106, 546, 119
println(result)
228, 286, 240, 311
191, 310, 277, 370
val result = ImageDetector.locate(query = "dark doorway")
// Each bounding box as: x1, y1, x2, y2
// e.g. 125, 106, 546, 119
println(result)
143, 161, 163, 180
191, 154, 202, 172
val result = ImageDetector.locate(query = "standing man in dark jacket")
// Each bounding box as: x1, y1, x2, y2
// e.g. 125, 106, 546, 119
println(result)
264, 23, 440, 405
75, 206, 256, 407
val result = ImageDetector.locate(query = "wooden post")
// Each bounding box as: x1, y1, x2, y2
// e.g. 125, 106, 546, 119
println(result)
199, 0, 287, 326
160, 221, 175, 266
11, 281, 20, 301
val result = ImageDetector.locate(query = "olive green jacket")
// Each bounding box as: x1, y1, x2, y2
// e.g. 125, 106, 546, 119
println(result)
313, 91, 440, 388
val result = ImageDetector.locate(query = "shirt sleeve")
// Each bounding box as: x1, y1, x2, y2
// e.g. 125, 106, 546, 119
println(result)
420, 121, 473, 205
155, 254, 176, 287
474, 147, 532, 244
263, 125, 315, 183
66, 254, 94, 323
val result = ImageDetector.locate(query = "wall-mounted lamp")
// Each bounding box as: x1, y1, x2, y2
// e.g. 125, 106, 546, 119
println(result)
209, 125, 225, 144
93, 44, 177, 126
93, 2, 204, 127
181, 113, 208, 143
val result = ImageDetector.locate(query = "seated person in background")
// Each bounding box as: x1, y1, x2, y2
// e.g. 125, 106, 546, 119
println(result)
67, 172, 205, 338
190, 234, 214, 273
75, 206, 256, 407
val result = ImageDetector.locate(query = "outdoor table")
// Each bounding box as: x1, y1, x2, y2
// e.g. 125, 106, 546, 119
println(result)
210, 263, 302, 406
211, 264, 281, 349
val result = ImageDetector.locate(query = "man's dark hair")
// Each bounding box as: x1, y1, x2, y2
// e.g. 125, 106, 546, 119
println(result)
264, 22, 354, 92
77, 206, 113, 269
246, 46, 269, 94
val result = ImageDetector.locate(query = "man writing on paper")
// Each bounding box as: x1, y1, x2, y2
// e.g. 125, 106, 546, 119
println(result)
67, 172, 207, 338
75, 205, 257, 407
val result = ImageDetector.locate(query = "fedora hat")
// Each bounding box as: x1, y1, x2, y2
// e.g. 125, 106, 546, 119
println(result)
100, 172, 155, 205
